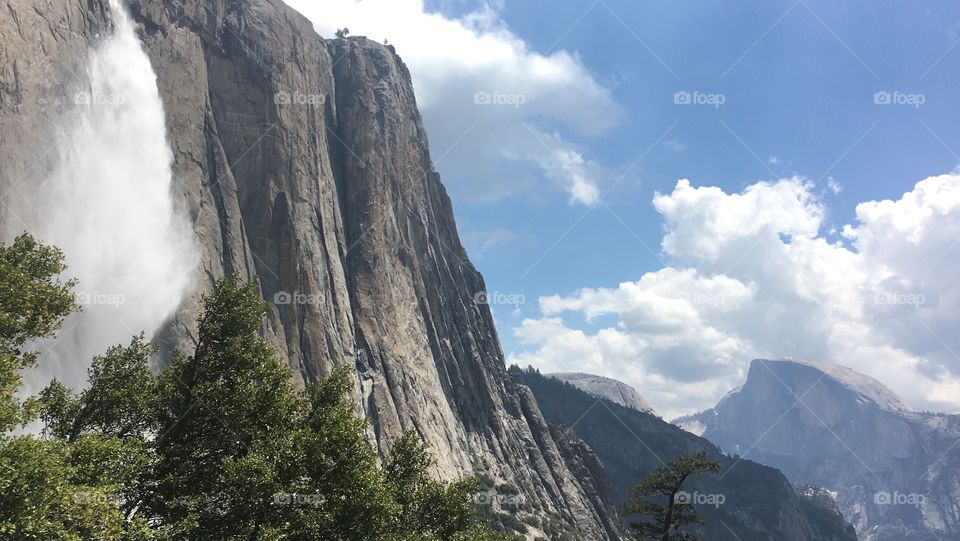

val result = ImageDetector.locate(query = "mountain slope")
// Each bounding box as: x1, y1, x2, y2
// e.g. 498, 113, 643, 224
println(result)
0, 0, 620, 537
548, 372, 655, 414
520, 368, 858, 541
677, 358, 960, 540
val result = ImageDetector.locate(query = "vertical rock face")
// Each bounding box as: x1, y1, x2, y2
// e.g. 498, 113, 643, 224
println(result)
678, 358, 960, 540
0, 0, 620, 537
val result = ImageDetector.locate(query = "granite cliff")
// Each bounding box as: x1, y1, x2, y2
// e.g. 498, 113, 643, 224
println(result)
676, 358, 960, 540
0, 0, 620, 537
548, 372, 655, 414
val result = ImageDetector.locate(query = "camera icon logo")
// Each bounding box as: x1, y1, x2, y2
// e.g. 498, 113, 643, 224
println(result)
873, 91, 892, 105
673, 91, 692, 105
473, 492, 494, 505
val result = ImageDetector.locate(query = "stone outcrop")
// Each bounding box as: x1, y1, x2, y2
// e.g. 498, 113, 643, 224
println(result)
0, 0, 623, 537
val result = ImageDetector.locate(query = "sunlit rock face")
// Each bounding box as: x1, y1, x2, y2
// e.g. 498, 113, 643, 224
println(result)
677, 358, 960, 540
548, 372, 656, 414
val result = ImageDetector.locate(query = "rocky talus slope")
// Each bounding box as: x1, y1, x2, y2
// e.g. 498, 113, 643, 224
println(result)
676, 358, 960, 540
0, 0, 621, 537
522, 368, 859, 541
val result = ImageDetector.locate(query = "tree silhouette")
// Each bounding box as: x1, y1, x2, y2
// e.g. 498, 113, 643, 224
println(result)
623, 451, 721, 540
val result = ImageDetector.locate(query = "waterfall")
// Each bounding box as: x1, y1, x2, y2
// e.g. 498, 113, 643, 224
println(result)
16, 0, 197, 393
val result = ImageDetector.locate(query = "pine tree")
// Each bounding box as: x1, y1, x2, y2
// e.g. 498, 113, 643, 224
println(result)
623, 451, 721, 541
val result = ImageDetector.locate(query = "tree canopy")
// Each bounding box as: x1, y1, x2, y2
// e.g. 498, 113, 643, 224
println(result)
0, 234, 507, 541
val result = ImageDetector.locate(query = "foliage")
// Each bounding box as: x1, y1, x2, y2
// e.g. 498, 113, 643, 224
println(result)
0, 234, 76, 431
623, 451, 721, 541
36, 335, 158, 442
385, 432, 483, 539
0, 237, 507, 540
0, 435, 153, 540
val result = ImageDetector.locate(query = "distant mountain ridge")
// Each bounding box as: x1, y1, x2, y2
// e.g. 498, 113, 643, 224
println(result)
521, 367, 858, 541
548, 372, 655, 414
766, 357, 909, 411
675, 358, 960, 540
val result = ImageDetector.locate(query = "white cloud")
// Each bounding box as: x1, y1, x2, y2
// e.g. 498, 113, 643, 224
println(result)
827, 177, 842, 194
283, 0, 620, 205
662, 139, 687, 152
530, 143, 601, 206
463, 227, 521, 259
509, 172, 960, 418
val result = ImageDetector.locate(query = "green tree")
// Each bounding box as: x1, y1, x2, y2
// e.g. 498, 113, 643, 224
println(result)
7, 254, 507, 540
37, 335, 158, 442
384, 432, 482, 540
0, 234, 152, 540
0, 435, 152, 540
146, 277, 304, 539
0, 234, 76, 431
296, 366, 396, 539
623, 451, 721, 541
34, 335, 159, 525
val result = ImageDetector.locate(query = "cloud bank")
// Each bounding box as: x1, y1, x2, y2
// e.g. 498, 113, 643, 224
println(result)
509, 172, 960, 418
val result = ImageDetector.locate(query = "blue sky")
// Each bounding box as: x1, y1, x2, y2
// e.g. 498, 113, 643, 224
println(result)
446, 0, 960, 367
289, 0, 960, 417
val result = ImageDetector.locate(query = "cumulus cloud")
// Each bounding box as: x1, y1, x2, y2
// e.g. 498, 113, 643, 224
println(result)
509, 172, 960, 418
283, 0, 620, 205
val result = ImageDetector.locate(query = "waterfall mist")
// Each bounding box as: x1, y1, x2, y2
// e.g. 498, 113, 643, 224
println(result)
12, 0, 197, 394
